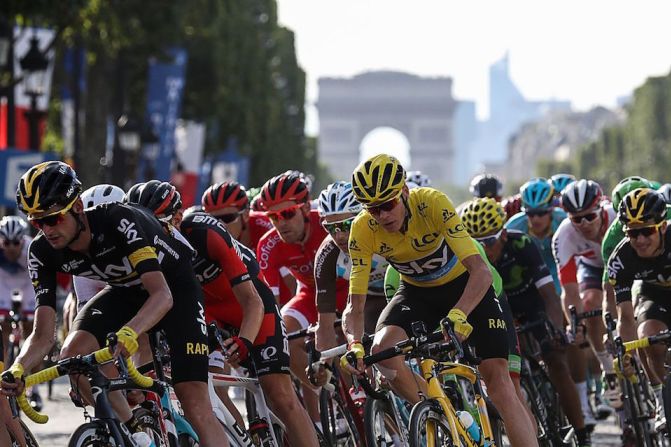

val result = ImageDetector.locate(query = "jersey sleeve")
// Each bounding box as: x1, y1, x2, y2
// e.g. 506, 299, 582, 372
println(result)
27, 240, 59, 310
552, 225, 577, 286
601, 220, 624, 283
432, 190, 480, 261
109, 206, 161, 275
517, 234, 554, 289
314, 237, 340, 313
256, 233, 282, 296
348, 216, 376, 296
204, 223, 251, 286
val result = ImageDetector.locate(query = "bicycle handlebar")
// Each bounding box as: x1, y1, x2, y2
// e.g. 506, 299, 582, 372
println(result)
18, 346, 153, 423
623, 331, 671, 352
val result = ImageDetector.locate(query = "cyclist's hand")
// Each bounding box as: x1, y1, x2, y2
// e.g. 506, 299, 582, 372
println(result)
223, 336, 253, 366
614, 353, 636, 379
112, 326, 139, 358
340, 341, 365, 375
446, 309, 473, 341
1, 363, 25, 397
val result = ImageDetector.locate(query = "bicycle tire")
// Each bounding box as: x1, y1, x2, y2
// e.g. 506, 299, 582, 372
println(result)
9, 420, 40, 447
623, 378, 649, 446
408, 399, 454, 447
519, 376, 551, 447
363, 397, 403, 447
68, 421, 118, 447
319, 388, 360, 446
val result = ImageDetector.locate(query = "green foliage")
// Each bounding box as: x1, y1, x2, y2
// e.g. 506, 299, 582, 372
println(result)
535, 69, 671, 193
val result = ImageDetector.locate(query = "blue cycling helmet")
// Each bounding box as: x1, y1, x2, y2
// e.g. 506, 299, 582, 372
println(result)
318, 181, 363, 217
521, 178, 555, 211
550, 173, 576, 195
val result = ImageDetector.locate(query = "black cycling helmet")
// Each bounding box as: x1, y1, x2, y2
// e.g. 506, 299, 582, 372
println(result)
124, 180, 182, 219
619, 188, 667, 226
561, 179, 603, 214
16, 161, 82, 215
469, 174, 503, 199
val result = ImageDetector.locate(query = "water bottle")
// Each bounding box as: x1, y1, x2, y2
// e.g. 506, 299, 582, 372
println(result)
348, 385, 366, 418
457, 410, 481, 443
131, 432, 156, 447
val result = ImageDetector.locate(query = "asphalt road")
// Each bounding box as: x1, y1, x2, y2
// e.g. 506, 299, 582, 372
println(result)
24, 378, 624, 446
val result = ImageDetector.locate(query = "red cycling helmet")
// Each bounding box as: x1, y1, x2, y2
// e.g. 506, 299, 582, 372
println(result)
259, 172, 309, 208
202, 181, 249, 213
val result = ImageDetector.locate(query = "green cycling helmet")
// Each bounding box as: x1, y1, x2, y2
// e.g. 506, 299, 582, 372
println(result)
611, 176, 652, 211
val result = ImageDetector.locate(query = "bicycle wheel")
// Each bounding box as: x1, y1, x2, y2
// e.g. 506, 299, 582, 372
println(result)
18, 420, 39, 447
364, 397, 404, 447
319, 388, 360, 446
68, 421, 117, 447
519, 376, 551, 447
408, 399, 454, 447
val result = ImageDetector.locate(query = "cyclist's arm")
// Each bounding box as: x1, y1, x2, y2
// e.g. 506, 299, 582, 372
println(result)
231, 280, 264, 342
616, 300, 637, 342
314, 238, 340, 351
345, 218, 373, 345
124, 270, 173, 335
317, 311, 338, 352
602, 282, 617, 323
537, 282, 564, 330
343, 293, 366, 346
14, 305, 56, 372
454, 253, 492, 315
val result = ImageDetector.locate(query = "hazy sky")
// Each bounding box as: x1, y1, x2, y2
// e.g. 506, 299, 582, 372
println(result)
278, 0, 671, 137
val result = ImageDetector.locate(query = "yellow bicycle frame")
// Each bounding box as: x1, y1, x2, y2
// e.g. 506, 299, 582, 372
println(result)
418, 358, 496, 447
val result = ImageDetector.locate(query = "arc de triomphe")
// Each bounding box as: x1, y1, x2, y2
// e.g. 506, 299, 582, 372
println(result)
317, 71, 456, 184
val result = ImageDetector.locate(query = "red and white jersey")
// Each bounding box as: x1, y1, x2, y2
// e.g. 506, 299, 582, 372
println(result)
552, 205, 616, 286
247, 211, 274, 250
256, 210, 327, 297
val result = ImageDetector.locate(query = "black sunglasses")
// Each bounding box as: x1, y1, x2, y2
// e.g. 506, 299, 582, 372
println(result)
525, 209, 551, 218
215, 211, 244, 224
366, 197, 399, 216
570, 212, 599, 224
626, 222, 663, 239
1, 240, 21, 247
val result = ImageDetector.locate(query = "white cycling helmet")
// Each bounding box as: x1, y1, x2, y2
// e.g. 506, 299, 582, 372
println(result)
318, 181, 363, 217
81, 184, 126, 209
0, 216, 28, 241
658, 183, 671, 205
406, 170, 431, 187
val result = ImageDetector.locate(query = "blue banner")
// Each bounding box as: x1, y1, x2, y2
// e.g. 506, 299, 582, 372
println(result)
138, 49, 188, 181
0, 150, 58, 207
197, 141, 250, 199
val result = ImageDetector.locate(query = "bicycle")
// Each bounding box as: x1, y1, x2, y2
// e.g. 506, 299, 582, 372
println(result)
353, 320, 503, 447
516, 317, 576, 447
608, 315, 667, 447
6, 333, 178, 446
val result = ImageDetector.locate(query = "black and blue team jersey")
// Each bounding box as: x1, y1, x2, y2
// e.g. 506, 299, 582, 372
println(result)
28, 203, 195, 310
607, 226, 671, 304
494, 230, 554, 314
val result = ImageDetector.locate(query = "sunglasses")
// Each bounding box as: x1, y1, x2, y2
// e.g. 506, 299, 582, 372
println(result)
214, 210, 244, 224
625, 222, 664, 239
526, 209, 551, 218
475, 229, 503, 247
266, 203, 303, 222
28, 196, 79, 230
322, 217, 355, 235
365, 197, 400, 216
570, 211, 599, 224
2, 240, 21, 247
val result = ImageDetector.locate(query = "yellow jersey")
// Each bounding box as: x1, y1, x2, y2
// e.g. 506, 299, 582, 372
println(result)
349, 187, 480, 295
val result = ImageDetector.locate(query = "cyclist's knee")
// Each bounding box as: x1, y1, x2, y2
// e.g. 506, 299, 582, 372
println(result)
175, 381, 212, 415
60, 331, 99, 359
581, 289, 601, 311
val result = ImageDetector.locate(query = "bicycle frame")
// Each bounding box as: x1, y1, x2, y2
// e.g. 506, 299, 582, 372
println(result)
418, 358, 496, 446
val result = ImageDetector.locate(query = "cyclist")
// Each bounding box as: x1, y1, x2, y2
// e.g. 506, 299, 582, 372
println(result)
313, 181, 388, 352
461, 198, 591, 446
343, 154, 538, 446
607, 188, 670, 431
201, 181, 297, 303
256, 171, 347, 422
553, 179, 621, 409
406, 170, 431, 188
550, 173, 577, 205
470, 173, 503, 200
131, 183, 320, 447
2, 161, 229, 447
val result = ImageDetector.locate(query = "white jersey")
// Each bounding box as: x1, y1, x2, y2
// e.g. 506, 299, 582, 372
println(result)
552, 204, 616, 286
0, 235, 35, 312
73, 276, 106, 309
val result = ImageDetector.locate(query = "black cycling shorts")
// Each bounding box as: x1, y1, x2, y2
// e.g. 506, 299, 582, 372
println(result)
577, 260, 603, 293
635, 285, 671, 329
73, 270, 209, 384
377, 272, 509, 360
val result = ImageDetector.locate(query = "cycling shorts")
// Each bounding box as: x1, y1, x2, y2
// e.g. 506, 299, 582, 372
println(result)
498, 292, 521, 375
281, 287, 317, 330
72, 271, 208, 384
206, 278, 290, 376
378, 272, 509, 360
577, 260, 603, 293
635, 285, 671, 329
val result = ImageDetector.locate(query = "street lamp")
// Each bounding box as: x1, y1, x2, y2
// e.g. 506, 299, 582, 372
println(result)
19, 33, 49, 150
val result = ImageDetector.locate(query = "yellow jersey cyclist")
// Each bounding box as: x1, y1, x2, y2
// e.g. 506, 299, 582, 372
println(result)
1, 162, 229, 447
341, 154, 538, 446
607, 188, 671, 432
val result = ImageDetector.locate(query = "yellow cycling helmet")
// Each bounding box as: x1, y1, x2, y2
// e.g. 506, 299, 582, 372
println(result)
16, 161, 82, 216
351, 154, 406, 206
460, 198, 506, 238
